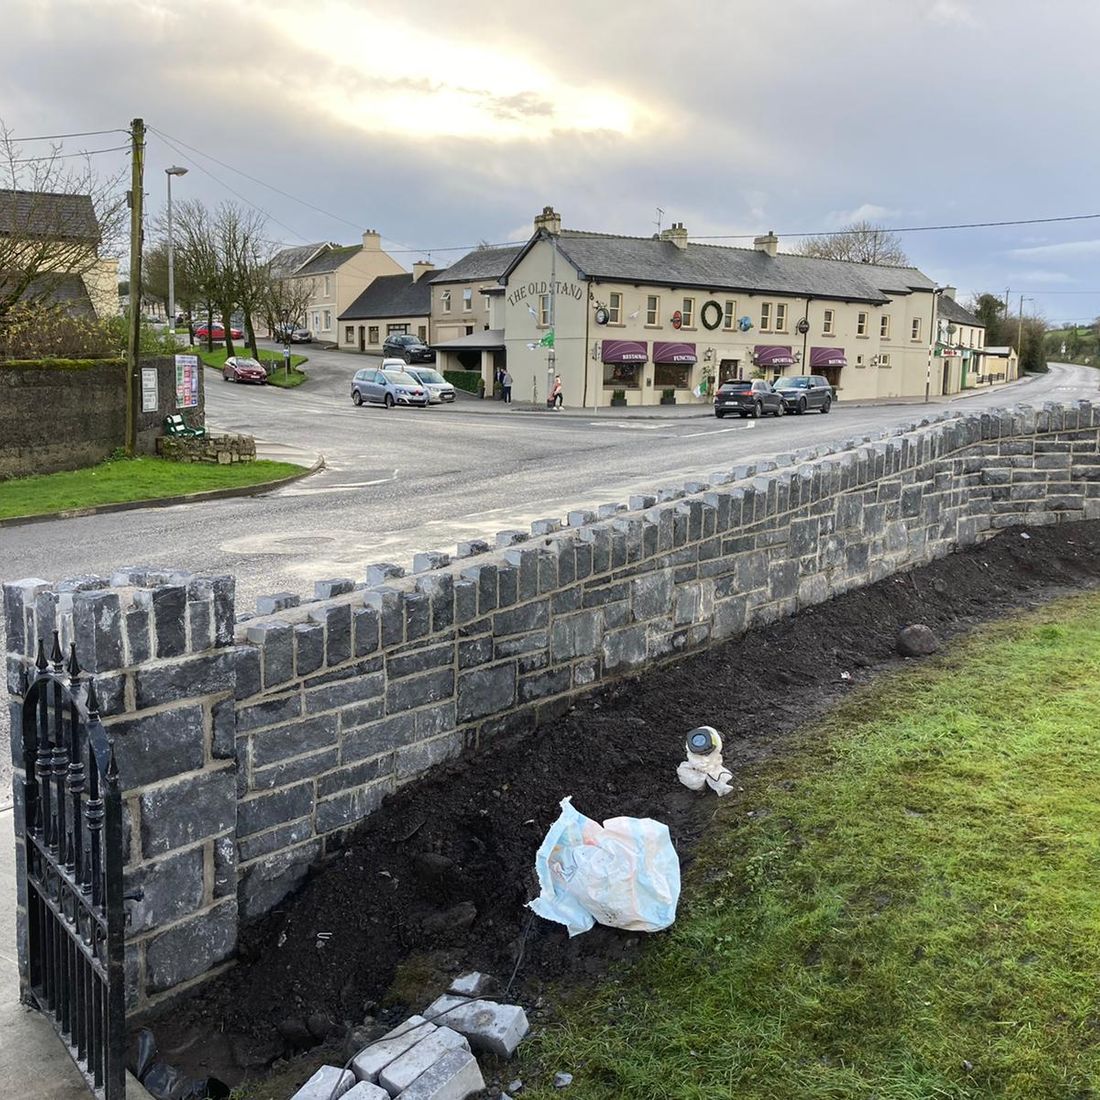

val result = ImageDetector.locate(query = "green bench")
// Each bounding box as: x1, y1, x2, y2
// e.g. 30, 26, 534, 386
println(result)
163, 414, 205, 439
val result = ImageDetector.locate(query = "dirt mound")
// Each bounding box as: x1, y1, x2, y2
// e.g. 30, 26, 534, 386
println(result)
153, 521, 1100, 1083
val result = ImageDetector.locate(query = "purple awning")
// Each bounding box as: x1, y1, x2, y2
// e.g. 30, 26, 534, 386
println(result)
602, 339, 648, 363
810, 346, 847, 368
653, 341, 697, 364
753, 344, 796, 367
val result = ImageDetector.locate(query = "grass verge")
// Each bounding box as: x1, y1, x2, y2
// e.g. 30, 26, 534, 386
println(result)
0, 455, 305, 520
197, 346, 309, 388
518, 593, 1100, 1100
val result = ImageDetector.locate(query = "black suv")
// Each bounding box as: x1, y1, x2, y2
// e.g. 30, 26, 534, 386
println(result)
382, 333, 435, 363
714, 379, 784, 418
773, 375, 833, 414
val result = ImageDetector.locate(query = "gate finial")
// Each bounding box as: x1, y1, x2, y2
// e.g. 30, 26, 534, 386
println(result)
35, 638, 48, 672
50, 630, 63, 671
67, 643, 81, 681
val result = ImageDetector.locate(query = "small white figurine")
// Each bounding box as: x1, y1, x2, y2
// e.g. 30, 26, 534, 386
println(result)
676, 726, 734, 797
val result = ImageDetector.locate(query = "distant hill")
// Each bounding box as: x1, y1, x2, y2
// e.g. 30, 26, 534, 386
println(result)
1045, 324, 1098, 366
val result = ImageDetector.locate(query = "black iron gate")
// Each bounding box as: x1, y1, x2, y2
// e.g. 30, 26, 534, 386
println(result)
20, 632, 126, 1098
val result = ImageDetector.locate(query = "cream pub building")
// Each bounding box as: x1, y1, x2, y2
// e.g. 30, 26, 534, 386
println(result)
437, 206, 989, 408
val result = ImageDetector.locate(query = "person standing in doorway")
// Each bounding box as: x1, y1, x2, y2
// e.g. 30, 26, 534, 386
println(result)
502, 368, 513, 404
550, 374, 563, 408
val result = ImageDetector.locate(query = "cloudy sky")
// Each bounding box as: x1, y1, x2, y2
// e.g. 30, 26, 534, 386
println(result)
4, 0, 1099, 324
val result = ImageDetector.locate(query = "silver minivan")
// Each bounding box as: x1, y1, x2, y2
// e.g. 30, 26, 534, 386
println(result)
351, 367, 428, 408
406, 367, 456, 404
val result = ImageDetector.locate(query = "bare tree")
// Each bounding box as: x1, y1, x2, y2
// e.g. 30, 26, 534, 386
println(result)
797, 220, 910, 266
171, 199, 222, 352
223, 206, 271, 359
261, 263, 314, 340
0, 120, 126, 321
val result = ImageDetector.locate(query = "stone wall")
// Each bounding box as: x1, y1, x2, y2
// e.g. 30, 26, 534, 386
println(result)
4, 399, 1100, 1012
157, 433, 256, 465
0, 355, 204, 479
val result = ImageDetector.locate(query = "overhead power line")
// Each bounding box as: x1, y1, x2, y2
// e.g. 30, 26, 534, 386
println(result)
9, 144, 131, 164
10, 128, 130, 142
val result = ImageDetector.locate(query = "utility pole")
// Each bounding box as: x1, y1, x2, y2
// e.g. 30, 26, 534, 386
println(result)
125, 118, 146, 454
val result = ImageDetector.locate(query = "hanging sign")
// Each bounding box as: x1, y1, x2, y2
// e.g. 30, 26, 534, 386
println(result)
671, 310, 683, 330
175, 353, 199, 409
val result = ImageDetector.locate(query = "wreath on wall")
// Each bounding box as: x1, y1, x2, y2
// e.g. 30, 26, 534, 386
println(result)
700, 300, 723, 330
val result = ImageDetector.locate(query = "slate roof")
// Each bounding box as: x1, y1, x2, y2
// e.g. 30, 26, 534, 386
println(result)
495, 228, 936, 304
338, 270, 448, 321
0, 189, 100, 242
295, 244, 363, 277
1, 272, 97, 317
270, 242, 330, 278
429, 245, 523, 284
938, 295, 983, 328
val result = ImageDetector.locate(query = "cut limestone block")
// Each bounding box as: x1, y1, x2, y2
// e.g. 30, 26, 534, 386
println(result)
345, 1083, 390, 1100
291, 1064, 355, 1100
394, 1047, 485, 1100
449, 972, 492, 997
378, 1026, 469, 1096
424, 996, 529, 1058
352, 1016, 437, 1082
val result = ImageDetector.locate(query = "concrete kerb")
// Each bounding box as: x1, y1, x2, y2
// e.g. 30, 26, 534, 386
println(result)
0, 453, 326, 530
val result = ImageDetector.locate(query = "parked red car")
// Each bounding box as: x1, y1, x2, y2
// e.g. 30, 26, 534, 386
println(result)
222, 356, 268, 384
194, 322, 244, 341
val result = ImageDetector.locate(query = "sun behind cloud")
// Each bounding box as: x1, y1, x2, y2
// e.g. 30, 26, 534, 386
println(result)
249, 0, 646, 142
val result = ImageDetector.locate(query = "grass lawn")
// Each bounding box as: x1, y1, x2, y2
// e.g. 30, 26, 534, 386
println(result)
0, 455, 305, 520
196, 345, 309, 388
519, 593, 1100, 1100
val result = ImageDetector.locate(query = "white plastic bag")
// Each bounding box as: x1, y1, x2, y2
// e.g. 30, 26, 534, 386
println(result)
528, 797, 681, 937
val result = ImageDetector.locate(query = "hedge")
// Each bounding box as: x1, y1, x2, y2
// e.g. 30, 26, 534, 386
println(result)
0, 357, 126, 371
443, 369, 482, 395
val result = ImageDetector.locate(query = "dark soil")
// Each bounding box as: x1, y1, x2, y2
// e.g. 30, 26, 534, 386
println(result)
151, 520, 1100, 1088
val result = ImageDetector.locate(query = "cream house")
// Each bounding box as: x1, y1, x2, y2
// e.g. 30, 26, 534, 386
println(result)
337, 261, 440, 352
466, 207, 953, 408
936, 289, 1000, 392
0, 188, 118, 319
283, 230, 404, 343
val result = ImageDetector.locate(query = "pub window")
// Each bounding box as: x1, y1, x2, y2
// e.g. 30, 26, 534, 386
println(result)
857, 311, 868, 337
646, 294, 660, 326
723, 300, 736, 329
655, 363, 692, 389
538, 292, 552, 326
822, 308, 835, 335
681, 297, 695, 328
911, 317, 922, 341
463, 288, 473, 312
368, 326, 379, 344
441, 290, 451, 313
760, 302, 772, 331
775, 302, 788, 332
608, 292, 622, 324
604, 362, 641, 388
344, 326, 354, 343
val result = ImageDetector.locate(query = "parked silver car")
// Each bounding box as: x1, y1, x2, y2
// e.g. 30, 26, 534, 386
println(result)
406, 367, 456, 404
351, 367, 428, 408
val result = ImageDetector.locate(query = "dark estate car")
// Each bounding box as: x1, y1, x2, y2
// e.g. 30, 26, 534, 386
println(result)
773, 375, 834, 414
714, 379, 784, 418
382, 332, 435, 363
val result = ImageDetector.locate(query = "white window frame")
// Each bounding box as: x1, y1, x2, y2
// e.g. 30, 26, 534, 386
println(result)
345, 325, 354, 343
774, 302, 787, 332
323, 275, 330, 298
822, 308, 835, 336
323, 309, 332, 331
760, 302, 772, 331
441, 290, 451, 314
879, 353, 892, 367
857, 311, 868, 337
368, 325, 379, 344
880, 314, 890, 339
608, 291, 622, 324
681, 297, 695, 328
911, 317, 922, 341
463, 288, 473, 312
312, 312, 320, 333
646, 294, 660, 327
538, 292, 552, 327
723, 300, 736, 329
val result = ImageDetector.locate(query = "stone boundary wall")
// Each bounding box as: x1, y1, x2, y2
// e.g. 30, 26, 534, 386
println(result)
5, 399, 1100, 1013
157, 433, 256, 465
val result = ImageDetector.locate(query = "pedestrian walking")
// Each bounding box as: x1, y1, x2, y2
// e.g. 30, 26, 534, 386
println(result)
550, 374, 563, 408
502, 368, 513, 404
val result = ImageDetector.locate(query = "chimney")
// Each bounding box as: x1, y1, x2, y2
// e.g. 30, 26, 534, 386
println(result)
362, 229, 381, 251
533, 205, 562, 235
660, 222, 689, 250
942, 285, 957, 300
753, 230, 779, 258
412, 260, 435, 283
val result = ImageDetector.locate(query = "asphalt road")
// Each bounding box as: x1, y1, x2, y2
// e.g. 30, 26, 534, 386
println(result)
1, 353, 1097, 803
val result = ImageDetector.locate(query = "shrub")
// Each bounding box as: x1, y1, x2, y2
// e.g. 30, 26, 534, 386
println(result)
443, 369, 481, 395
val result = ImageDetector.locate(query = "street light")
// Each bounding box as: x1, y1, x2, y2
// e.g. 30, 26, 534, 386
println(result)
165, 166, 188, 338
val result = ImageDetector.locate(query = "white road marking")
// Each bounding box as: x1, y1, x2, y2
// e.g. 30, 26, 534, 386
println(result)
679, 426, 745, 439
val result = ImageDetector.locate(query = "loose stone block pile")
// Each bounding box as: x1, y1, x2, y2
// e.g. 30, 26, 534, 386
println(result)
292, 973, 529, 1100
